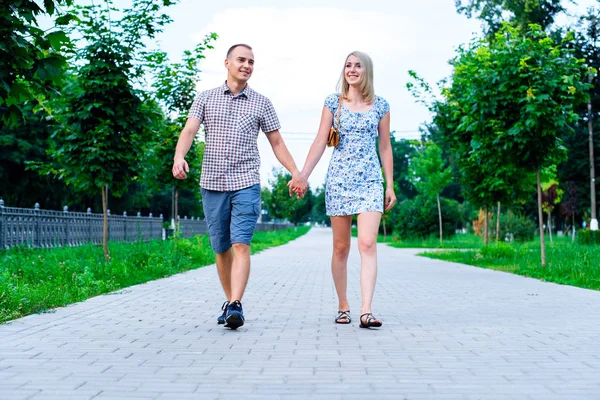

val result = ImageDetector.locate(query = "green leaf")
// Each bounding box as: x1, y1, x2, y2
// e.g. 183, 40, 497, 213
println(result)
46, 31, 69, 50
44, 0, 56, 15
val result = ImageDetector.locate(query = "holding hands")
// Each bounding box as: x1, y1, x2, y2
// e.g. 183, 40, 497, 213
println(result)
287, 171, 308, 199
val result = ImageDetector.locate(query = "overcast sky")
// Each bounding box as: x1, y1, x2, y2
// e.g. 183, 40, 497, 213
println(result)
154, 0, 596, 188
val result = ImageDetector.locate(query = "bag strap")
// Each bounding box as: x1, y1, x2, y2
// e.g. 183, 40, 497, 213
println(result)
335, 94, 342, 130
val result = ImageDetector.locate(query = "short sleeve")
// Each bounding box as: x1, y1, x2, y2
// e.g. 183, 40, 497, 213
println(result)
378, 97, 390, 119
259, 98, 281, 133
187, 91, 209, 121
324, 93, 339, 114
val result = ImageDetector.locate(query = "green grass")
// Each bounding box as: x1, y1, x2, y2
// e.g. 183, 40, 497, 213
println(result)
0, 226, 310, 324
387, 233, 484, 249
351, 227, 401, 243
351, 228, 487, 248
421, 239, 600, 291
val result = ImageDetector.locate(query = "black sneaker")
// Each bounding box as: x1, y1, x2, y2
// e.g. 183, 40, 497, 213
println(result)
224, 300, 244, 329
217, 301, 229, 325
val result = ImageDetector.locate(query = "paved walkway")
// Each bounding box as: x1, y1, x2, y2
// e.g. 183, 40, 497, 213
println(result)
1, 228, 599, 400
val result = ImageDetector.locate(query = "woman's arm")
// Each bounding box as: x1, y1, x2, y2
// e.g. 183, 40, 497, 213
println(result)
288, 106, 334, 194
378, 112, 397, 211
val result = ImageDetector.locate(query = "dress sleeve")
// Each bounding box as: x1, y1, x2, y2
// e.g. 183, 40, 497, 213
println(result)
324, 93, 339, 114
378, 97, 390, 119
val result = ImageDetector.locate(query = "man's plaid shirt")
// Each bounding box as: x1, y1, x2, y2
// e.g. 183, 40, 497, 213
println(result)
187, 82, 281, 191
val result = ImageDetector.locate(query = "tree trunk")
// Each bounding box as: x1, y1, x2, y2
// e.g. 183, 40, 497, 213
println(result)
437, 195, 443, 245
572, 213, 576, 243
101, 185, 110, 263
496, 201, 501, 243
588, 74, 598, 230
537, 169, 546, 267
548, 211, 553, 243
484, 205, 489, 246
175, 188, 179, 234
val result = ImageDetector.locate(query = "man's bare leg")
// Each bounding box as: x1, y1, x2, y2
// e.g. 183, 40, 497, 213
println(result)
215, 248, 233, 300
230, 243, 251, 302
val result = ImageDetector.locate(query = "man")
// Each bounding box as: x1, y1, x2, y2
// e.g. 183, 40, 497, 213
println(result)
172, 44, 307, 329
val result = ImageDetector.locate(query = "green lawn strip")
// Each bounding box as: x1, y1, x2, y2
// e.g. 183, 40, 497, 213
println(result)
351, 227, 484, 247
420, 242, 600, 291
387, 233, 484, 249
350, 227, 394, 243
0, 226, 310, 323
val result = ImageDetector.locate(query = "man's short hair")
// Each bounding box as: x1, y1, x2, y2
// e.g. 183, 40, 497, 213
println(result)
227, 44, 253, 58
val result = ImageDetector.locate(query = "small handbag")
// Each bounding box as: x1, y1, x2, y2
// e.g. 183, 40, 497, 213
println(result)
327, 95, 342, 147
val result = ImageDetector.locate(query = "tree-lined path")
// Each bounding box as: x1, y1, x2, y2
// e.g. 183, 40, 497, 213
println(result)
1, 228, 599, 399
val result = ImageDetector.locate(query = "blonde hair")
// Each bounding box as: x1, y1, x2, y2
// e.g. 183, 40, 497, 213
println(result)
337, 51, 375, 103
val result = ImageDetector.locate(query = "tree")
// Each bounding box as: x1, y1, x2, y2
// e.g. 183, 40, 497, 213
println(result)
409, 143, 452, 244
0, 0, 75, 126
387, 135, 418, 201
557, 7, 600, 231
445, 24, 588, 263
485, 24, 589, 264
409, 23, 590, 260
0, 102, 77, 208
144, 33, 217, 229
409, 59, 532, 245
310, 185, 328, 226
40, 0, 178, 261
455, 0, 566, 39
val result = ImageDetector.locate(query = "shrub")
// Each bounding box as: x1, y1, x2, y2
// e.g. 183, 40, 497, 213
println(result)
497, 211, 536, 242
393, 196, 462, 239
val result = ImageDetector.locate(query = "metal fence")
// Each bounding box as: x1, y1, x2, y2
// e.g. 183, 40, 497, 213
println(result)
0, 200, 294, 250
0, 200, 162, 249
178, 216, 209, 237
176, 216, 293, 236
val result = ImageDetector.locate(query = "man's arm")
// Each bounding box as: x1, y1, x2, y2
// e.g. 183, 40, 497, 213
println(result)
264, 129, 307, 194
172, 118, 201, 179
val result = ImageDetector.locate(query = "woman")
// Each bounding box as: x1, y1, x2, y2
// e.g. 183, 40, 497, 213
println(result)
291, 51, 396, 328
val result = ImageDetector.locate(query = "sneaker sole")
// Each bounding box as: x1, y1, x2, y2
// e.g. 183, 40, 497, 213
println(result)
225, 312, 244, 329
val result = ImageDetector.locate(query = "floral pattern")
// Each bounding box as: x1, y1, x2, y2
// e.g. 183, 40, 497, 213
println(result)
324, 93, 390, 216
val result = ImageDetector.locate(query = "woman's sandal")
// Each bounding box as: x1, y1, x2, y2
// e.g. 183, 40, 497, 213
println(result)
359, 313, 382, 328
335, 310, 351, 324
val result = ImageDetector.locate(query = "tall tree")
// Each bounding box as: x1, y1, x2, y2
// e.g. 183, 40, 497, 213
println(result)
559, 7, 600, 231
442, 24, 588, 263
455, 0, 567, 39
310, 185, 328, 226
144, 33, 217, 229
409, 65, 532, 246
41, 0, 178, 261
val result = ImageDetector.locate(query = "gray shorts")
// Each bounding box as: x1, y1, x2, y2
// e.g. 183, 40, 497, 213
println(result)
201, 184, 261, 254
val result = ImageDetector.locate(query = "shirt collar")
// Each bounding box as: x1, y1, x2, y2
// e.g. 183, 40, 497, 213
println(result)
222, 81, 250, 98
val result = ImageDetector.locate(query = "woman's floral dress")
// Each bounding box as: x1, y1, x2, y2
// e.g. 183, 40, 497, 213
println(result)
324, 93, 390, 216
